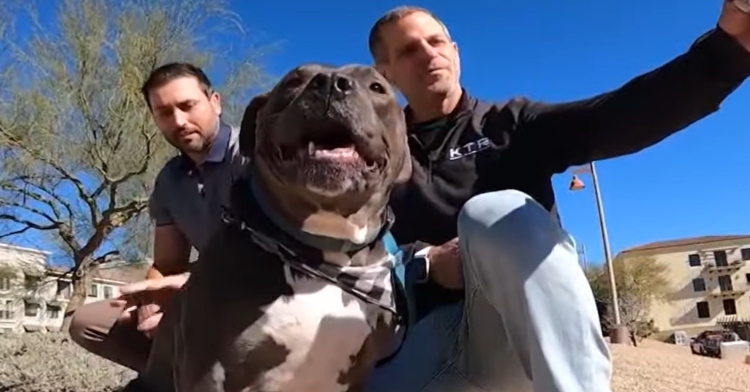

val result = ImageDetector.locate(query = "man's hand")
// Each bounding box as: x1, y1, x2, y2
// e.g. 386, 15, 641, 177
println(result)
116, 273, 189, 338
719, 0, 750, 51
426, 237, 463, 289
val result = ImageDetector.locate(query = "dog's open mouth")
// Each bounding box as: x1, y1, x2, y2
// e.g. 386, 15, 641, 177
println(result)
279, 122, 382, 170
306, 126, 361, 164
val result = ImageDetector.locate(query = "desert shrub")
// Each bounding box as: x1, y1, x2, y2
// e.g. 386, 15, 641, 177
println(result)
0, 332, 135, 392
635, 319, 658, 340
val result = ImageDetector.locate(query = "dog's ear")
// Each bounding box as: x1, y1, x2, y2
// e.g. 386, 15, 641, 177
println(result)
239, 92, 270, 157
394, 133, 413, 185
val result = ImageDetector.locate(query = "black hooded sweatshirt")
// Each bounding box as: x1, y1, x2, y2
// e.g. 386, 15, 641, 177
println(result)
389, 28, 750, 316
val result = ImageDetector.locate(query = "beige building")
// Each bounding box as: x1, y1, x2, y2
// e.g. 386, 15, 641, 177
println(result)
618, 235, 750, 335
0, 243, 149, 334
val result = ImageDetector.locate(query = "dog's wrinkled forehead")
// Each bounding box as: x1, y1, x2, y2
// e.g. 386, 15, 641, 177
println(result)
239, 63, 403, 156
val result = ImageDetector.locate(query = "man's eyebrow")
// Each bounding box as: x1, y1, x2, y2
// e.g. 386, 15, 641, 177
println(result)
151, 103, 167, 111
153, 99, 196, 111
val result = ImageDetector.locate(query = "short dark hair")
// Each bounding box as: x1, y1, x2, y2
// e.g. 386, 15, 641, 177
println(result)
140, 62, 213, 109
368, 6, 450, 64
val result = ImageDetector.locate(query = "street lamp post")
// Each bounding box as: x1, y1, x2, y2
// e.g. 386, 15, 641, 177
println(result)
569, 161, 628, 344
577, 243, 588, 270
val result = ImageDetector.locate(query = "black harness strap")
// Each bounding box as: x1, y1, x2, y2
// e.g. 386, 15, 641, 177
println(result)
219, 178, 412, 367
220, 207, 400, 317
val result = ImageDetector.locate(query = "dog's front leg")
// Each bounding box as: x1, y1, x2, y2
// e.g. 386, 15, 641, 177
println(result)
135, 290, 185, 392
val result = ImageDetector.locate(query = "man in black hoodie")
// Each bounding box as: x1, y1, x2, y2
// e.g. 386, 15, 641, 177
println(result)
364, 3, 750, 392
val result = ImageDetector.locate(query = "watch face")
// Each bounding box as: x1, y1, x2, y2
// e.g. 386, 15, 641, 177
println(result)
412, 256, 429, 283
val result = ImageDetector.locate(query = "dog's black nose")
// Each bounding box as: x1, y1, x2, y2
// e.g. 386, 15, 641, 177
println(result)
309, 73, 355, 98
332, 74, 354, 94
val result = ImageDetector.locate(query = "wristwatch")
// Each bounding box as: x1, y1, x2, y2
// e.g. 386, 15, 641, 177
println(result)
409, 246, 432, 284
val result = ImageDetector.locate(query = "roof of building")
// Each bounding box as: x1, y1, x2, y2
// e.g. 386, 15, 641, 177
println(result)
91, 262, 150, 283
620, 235, 750, 254
46, 260, 151, 284
0, 243, 52, 256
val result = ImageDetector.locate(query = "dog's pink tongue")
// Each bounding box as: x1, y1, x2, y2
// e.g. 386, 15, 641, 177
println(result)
313, 146, 359, 161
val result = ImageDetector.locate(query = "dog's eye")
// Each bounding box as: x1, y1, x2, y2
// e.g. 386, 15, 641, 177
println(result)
283, 74, 304, 89
369, 82, 386, 94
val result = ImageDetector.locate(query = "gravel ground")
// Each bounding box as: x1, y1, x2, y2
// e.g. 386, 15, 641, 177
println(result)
0, 333, 134, 392
611, 340, 750, 392
1, 333, 749, 391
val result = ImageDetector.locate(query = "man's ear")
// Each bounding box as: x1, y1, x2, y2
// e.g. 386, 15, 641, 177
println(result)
209, 91, 222, 117
239, 92, 269, 157
374, 63, 391, 84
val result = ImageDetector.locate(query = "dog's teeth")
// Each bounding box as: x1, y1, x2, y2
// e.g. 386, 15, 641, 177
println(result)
308, 141, 315, 155
312, 146, 358, 160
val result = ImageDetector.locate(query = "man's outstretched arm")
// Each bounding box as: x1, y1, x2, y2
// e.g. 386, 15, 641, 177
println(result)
512, 6, 750, 174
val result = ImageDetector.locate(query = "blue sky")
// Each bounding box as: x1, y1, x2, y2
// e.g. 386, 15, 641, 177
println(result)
234, 0, 750, 264
5, 1, 750, 266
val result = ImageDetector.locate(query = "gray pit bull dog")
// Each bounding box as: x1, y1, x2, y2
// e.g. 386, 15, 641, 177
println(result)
125, 64, 412, 392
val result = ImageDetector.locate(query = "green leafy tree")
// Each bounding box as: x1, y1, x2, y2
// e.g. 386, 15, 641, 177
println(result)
586, 255, 671, 346
0, 0, 272, 330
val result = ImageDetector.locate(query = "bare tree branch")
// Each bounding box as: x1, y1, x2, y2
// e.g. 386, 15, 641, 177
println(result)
0, 0, 273, 326
0, 183, 62, 221
69, 249, 121, 279
0, 127, 101, 227
0, 213, 59, 236
0, 225, 35, 240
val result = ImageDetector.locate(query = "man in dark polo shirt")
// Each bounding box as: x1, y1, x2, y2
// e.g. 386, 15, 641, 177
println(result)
364, 3, 750, 392
68, 62, 246, 372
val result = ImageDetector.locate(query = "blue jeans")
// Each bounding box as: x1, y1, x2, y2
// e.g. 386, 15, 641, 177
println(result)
367, 190, 613, 392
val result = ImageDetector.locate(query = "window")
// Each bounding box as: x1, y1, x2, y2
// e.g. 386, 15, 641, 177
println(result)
23, 301, 40, 317
718, 275, 734, 292
0, 276, 10, 291
88, 284, 98, 297
688, 254, 701, 267
746, 273, 750, 285
696, 301, 710, 318
723, 299, 737, 315
692, 278, 706, 292
46, 306, 61, 319
0, 300, 13, 320
24, 275, 41, 290
56, 281, 71, 298
742, 248, 750, 261
714, 250, 729, 267
103, 286, 113, 299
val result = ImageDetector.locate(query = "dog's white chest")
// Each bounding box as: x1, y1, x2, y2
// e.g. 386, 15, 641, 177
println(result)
258, 266, 371, 392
